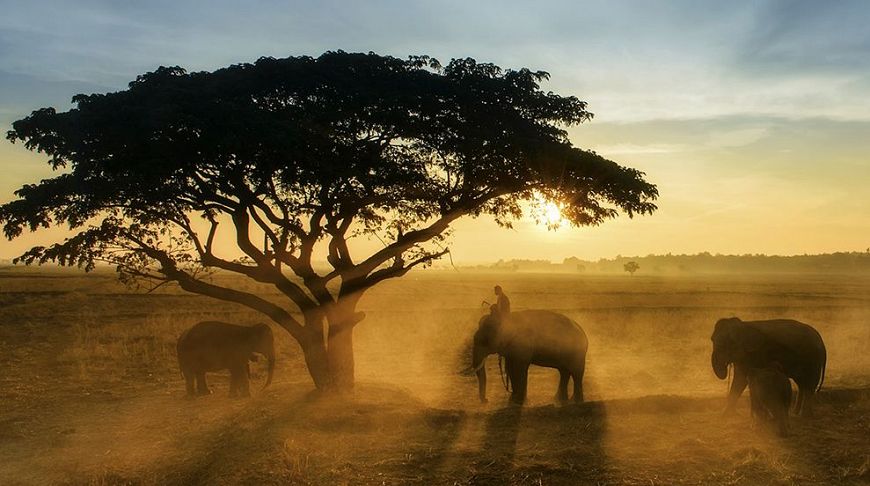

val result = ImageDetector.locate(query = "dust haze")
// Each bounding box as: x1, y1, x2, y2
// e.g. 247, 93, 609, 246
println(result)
1, 267, 869, 484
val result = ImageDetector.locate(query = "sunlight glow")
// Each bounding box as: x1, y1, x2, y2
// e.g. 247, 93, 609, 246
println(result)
544, 201, 564, 227
530, 193, 565, 230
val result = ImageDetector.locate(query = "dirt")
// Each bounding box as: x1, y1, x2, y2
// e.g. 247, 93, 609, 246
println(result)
0, 268, 868, 485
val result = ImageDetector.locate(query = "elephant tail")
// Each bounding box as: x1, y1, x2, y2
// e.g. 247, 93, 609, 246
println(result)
816, 346, 827, 393
176, 347, 186, 379
498, 355, 511, 393
812, 327, 827, 393
176, 334, 186, 378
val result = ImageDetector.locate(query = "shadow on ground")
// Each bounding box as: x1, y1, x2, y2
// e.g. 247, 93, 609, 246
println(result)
2, 383, 868, 485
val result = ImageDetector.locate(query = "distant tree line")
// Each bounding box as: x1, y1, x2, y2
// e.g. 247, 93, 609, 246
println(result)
460, 252, 870, 275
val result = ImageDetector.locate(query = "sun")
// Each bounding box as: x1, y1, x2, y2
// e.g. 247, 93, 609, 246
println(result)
544, 200, 564, 227
530, 193, 565, 229
530, 192, 566, 230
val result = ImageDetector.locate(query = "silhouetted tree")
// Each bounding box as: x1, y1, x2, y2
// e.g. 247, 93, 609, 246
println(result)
1, 52, 657, 390
624, 261, 640, 275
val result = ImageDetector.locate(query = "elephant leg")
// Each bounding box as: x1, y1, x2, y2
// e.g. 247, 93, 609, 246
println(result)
796, 383, 814, 417
776, 405, 790, 437
183, 370, 196, 396
802, 393, 814, 417
226, 362, 251, 398
749, 389, 759, 422
228, 373, 238, 398
794, 384, 806, 416
571, 362, 585, 404
724, 365, 748, 414
228, 365, 244, 398
507, 360, 529, 405
195, 372, 210, 395
477, 367, 488, 403
237, 363, 251, 397
555, 369, 570, 403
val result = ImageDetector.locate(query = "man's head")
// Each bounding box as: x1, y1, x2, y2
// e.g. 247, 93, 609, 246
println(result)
494, 285, 502, 295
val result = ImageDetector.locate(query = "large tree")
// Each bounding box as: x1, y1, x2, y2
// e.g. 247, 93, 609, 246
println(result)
1, 52, 657, 390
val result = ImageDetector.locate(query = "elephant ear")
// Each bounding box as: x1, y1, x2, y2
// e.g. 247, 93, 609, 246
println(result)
474, 317, 498, 347
712, 317, 741, 341
478, 313, 500, 330
733, 322, 765, 355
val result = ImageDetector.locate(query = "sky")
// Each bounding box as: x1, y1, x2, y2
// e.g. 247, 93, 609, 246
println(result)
1, 0, 869, 263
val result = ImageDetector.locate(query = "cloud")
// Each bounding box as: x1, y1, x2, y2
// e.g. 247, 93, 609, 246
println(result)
738, 0, 870, 75
591, 144, 688, 156
0, 70, 114, 129
1, 0, 869, 260
3, 1, 870, 123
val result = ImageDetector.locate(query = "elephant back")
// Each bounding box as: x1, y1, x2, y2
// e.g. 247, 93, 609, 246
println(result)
178, 321, 255, 349
508, 310, 588, 353
752, 320, 825, 356
750, 319, 826, 391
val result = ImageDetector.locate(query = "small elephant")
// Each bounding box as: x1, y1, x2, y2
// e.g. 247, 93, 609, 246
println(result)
748, 364, 792, 437
467, 309, 588, 405
711, 317, 825, 416
177, 321, 275, 398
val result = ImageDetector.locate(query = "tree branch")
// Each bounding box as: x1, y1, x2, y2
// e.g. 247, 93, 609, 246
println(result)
230, 208, 320, 311
126, 235, 308, 341
346, 210, 463, 281
362, 248, 449, 289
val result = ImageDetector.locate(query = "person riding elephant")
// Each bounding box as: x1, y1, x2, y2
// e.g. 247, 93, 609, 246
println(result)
710, 317, 825, 416
465, 309, 588, 405
494, 285, 511, 317
177, 321, 276, 398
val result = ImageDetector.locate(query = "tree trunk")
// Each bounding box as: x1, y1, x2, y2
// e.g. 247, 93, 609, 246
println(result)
323, 297, 364, 390
294, 300, 362, 391
327, 325, 355, 390
300, 329, 331, 390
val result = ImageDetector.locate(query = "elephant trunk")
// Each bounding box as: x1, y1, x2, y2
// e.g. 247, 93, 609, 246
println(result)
711, 348, 728, 380
262, 338, 275, 389
472, 345, 488, 403
264, 354, 275, 388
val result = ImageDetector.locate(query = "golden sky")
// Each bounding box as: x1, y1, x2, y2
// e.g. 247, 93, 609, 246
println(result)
2, 1, 869, 262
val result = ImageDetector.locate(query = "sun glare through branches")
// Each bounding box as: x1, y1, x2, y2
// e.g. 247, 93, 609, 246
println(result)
530, 193, 565, 230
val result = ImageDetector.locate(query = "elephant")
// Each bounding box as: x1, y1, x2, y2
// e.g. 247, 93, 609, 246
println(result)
711, 317, 825, 416
467, 309, 588, 405
177, 321, 275, 398
748, 364, 792, 436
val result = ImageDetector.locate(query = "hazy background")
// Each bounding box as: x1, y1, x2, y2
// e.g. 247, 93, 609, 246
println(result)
2, 266, 868, 483
2, 3, 870, 484
2, 0, 869, 261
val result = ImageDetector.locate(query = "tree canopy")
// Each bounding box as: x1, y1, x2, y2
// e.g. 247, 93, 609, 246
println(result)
2, 51, 657, 389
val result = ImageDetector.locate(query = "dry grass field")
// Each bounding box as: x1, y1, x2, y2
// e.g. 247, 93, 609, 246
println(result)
0, 267, 868, 485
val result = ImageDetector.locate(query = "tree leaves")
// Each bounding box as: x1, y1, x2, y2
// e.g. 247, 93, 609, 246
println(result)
1, 50, 658, 322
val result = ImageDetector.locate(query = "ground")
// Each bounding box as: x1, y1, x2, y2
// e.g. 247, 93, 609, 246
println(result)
0, 268, 868, 485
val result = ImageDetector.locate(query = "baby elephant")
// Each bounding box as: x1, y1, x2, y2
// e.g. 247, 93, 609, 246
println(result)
177, 321, 275, 398
748, 364, 792, 436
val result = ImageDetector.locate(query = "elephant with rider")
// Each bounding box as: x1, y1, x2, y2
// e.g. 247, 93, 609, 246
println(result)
468, 309, 588, 405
